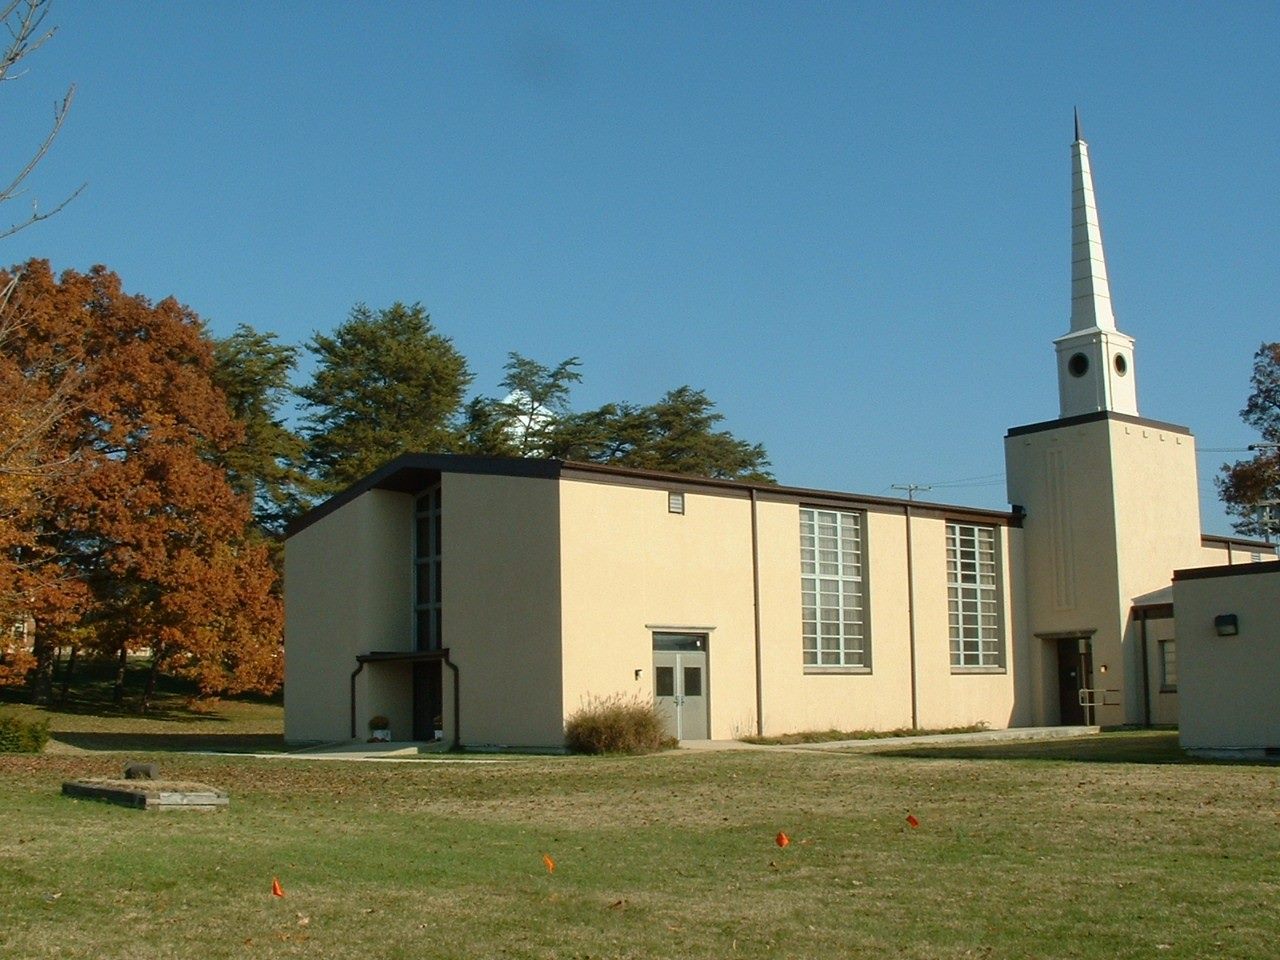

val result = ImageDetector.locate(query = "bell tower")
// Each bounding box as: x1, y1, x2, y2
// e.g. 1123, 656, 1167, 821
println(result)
1005, 115, 1205, 729
1055, 111, 1138, 417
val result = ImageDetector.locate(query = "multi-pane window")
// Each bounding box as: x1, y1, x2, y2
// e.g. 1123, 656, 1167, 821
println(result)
947, 522, 1003, 669
414, 485, 442, 651
800, 508, 868, 669
1159, 639, 1177, 691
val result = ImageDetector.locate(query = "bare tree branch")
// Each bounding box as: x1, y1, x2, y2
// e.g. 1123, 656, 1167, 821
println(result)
1, 1, 83, 240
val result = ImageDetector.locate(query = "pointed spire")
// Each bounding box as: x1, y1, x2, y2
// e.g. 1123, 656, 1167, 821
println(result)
1069, 112, 1115, 331
1074, 106, 1082, 143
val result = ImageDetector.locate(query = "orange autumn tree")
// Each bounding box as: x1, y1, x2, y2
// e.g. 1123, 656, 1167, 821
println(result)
5, 260, 281, 707
0, 266, 81, 687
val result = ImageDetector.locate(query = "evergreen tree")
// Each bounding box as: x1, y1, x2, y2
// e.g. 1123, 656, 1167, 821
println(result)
213, 324, 313, 535
418, 347, 774, 483
574, 386, 773, 481
494, 354, 582, 456
298, 302, 472, 491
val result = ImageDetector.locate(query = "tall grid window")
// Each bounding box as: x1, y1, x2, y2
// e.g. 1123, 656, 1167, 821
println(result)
800, 508, 868, 669
414, 485, 442, 651
947, 522, 1002, 669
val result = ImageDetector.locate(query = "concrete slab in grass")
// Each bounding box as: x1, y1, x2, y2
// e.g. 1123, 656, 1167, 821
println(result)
62, 779, 229, 811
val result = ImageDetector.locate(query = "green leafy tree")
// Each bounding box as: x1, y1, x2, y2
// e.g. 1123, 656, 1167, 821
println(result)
298, 302, 472, 491
213, 324, 313, 535
1218, 342, 1280, 537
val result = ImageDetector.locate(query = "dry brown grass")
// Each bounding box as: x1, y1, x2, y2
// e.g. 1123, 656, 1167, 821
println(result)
1, 734, 1278, 959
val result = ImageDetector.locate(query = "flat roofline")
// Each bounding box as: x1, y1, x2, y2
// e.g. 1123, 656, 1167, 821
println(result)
286, 453, 1022, 538
1174, 561, 1280, 582
1201, 532, 1277, 551
1006, 410, 1193, 439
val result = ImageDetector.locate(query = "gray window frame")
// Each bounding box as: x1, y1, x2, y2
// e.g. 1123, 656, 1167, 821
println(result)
946, 521, 1005, 672
800, 507, 870, 672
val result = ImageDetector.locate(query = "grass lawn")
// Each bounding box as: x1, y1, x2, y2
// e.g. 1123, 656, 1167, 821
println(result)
1, 659, 285, 753
2, 732, 1278, 959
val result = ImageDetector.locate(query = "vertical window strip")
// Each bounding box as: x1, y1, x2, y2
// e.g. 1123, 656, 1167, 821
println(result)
946, 522, 1002, 668
800, 508, 868, 668
414, 485, 442, 651
1159, 639, 1177, 690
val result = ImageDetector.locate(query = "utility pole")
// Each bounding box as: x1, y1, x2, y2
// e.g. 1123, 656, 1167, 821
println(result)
891, 484, 933, 501
1247, 444, 1280, 545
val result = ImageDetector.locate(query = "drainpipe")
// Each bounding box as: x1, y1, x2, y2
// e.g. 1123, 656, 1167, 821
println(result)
1137, 611, 1151, 727
905, 502, 920, 730
750, 488, 764, 737
443, 653, 461, 750
349, 660, 367, 740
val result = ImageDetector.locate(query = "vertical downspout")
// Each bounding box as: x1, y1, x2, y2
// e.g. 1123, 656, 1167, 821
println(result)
1137, 611, 1151, 727
442, 654, 461, 750
750, 488, 764, 737
905, 503, 920, 730
349, 660, 367, 740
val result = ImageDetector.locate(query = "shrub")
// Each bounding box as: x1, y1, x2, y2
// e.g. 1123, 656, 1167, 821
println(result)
564, 694, 671, 755
0, 713, 50, 753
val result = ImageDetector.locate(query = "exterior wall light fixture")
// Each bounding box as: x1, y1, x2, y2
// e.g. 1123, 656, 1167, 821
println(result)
1214, 614, 1239, 637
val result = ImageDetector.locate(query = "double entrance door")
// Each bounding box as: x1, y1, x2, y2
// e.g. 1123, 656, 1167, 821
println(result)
653, 632, 708, 741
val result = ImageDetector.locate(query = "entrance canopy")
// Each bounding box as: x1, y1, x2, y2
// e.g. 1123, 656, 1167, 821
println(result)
350, 649, 459, 749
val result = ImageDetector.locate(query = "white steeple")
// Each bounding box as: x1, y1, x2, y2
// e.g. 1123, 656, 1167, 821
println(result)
1054, 111, 1138, 418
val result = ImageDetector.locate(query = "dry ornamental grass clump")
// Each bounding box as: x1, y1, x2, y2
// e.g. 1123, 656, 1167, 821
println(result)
564, 694, 672, 754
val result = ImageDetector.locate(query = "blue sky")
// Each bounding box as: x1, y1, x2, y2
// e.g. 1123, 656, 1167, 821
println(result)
5, 1, 1279, 532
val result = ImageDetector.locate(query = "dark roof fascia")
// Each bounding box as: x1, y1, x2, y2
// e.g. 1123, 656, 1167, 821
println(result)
1201, 533, 1276, 551
1006, 411, 1193, 439
287, 454, 1023, 539
285, 454, 563, 538
558, 462, 1022, 526
1173, 560, 1280, 582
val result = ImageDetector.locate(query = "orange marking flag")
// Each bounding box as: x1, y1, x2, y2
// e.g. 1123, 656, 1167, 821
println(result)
906, 814, 920, 829
775, 831, 791, 848
271, 878, 285, 898
542, 853, 556, 874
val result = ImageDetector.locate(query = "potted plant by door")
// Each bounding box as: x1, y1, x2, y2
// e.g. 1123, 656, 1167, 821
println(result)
368, 715, 391, 742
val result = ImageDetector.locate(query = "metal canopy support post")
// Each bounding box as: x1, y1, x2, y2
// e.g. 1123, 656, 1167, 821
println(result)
351, 649, 461, 748
349, 660, 367, 740
442, 655, 461, 751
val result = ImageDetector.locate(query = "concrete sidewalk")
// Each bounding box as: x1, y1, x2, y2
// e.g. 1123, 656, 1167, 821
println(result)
677, 725, 1103, 753
265, 725, 1104, 761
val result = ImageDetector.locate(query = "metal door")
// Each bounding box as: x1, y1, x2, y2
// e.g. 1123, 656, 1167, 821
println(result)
652, 632, 709, 740
1056, 637, 1094, 725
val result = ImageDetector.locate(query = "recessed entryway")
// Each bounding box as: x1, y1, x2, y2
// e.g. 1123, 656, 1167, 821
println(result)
1055, 636, 1094, 725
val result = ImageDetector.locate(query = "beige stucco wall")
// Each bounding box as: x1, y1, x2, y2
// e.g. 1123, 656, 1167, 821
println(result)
1200, 538, 1278, 567
1174, 566, 1280, 751
284, 489, 414, 742
558, 480, 760, 739
444, 473, 564, 748
1006, 416, 1203, 725
557, 479, 1023, 740
1140, 614, 1178, 726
